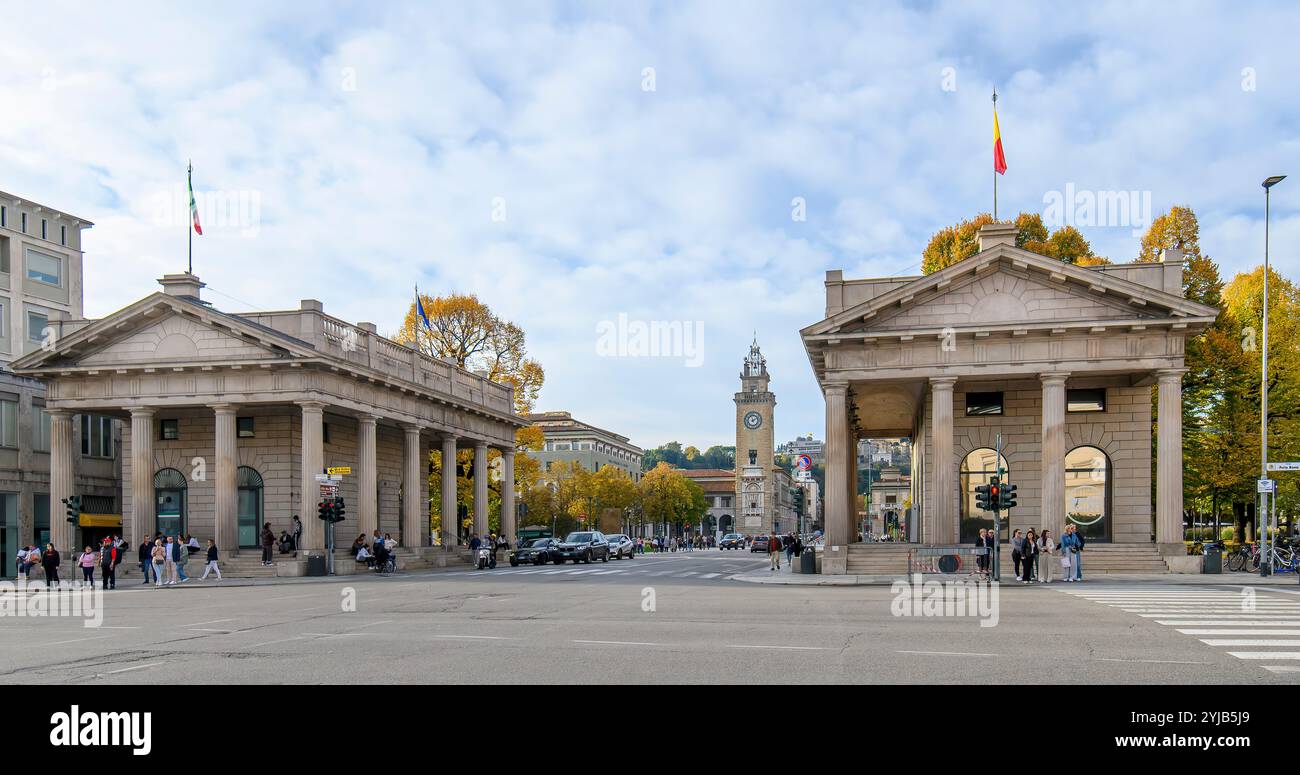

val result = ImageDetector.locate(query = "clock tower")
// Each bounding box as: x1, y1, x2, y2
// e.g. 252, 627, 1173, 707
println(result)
735, 336, 777, 534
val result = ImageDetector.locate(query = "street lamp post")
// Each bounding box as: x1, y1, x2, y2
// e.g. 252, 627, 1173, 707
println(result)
1260, 174, 1286, 576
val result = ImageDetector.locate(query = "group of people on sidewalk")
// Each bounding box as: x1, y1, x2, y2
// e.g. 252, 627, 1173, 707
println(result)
139, 533, 222, 586
768, 533, 804, 570
975, 523, 1086, 583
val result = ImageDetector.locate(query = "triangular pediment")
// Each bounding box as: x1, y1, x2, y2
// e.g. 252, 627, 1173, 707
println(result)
803, 244, 1218, 338
11, 293, 314, 372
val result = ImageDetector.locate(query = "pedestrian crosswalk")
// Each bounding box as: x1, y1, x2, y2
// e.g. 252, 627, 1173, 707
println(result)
1060, 585, 1300, 677
438, 563, 749, 582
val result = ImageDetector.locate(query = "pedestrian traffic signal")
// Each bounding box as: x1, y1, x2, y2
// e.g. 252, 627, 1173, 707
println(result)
62, 495, 82, 524
999, 483, 1017, 510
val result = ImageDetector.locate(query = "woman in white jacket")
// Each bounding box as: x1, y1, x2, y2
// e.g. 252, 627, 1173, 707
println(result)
1037, 529, 1057, 583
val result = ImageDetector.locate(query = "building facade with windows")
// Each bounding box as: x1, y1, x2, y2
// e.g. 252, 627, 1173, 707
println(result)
12, 272, 527, 574
681, 468, 736, 537
0, 191, 120, 576
801, 223, 1218, 573
526, 411, 643, 482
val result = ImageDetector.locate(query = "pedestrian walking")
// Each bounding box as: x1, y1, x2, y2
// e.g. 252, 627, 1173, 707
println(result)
78, 546, 96, 585
98, 537, 118, 589
150, 539, 166, 587
1037, 529, 1056, 583
200, 539, 222, 580
1022, 529, 1039, 583
260, 522, 275, 566
768, 535, 782, 571
172, 536, 189, 582
1010, 529, 1025, 581
41, 543, 61, 586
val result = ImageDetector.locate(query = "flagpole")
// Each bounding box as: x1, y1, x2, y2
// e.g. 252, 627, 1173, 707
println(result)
187, 161, 193, 275
992, 88, 998, 221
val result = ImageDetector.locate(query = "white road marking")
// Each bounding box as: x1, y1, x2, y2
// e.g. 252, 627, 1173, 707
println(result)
104, 663, 163, 675
1200, 639, 1300, 646
181, 618, 235, 627
1156, 620, 1300, 626
1094, 658, 1212, 665
573, 640, 661, 646
897, 650, 999, 657
1263, 666, 1300, 673
246, 637, 304, 649
730, 644, 835, 651
40, 635, 117, 646
700, 573, 720, 579
188, 628, 233, 633
1178, 629, 1300, 635
433, 635, 514, 640
1227, 652, 1300, 660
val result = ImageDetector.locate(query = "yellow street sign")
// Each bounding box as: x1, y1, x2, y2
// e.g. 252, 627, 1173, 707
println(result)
327, 466, 352, 475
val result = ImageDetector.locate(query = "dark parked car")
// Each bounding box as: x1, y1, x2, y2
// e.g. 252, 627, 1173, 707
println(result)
606, 534, 635, 559
719, 533, 744, 550
509, 537, 559, 566
750, 535, 774, 553
553, 531, 610, 564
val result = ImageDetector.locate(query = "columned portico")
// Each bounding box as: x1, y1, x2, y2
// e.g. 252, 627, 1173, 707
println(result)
930, 377, 957, 545
129, 407, 155, 550
357, 415, 379, 538
1039, 372, 1069, 538
441, 434, 459, 547
402, 424, 423, 548
1156, 369, 1186, 550
500, 448, 516, 544
823, 383, 850, 547
298, 401, 326, 553
213, 404, 238, 554
473, 441, 489, 537
48, 410, 75, 552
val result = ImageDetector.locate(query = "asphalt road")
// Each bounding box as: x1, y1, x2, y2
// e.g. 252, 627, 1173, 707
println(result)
3, 550, 1300, 684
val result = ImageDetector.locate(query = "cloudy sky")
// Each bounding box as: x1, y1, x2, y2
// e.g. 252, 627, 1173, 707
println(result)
2, 1, 1297, 450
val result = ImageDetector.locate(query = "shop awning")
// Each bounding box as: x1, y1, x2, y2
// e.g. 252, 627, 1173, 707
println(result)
80, 513, 122, 528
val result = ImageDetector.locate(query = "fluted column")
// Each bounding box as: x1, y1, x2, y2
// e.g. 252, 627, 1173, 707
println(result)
48, 410, 75, 552
402, 424, 422, 547
357, 415, 379, 538
213, 404, 238, 554
1040, 373, 1069, 539
441, 434, 458, 546
823, 383, 850, 548
473, 441, 489, 537
930, 377, 958, 544
129, 408, 155, 548
1156, 369, 1186, 549
298, 402, 326, 553
501, 448, 516, 544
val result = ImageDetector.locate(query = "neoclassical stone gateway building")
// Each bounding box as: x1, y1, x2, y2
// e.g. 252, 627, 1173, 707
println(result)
11, 273, 526, 573
801, 224, 1218, 574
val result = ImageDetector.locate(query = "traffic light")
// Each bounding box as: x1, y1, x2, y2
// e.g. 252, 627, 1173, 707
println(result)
999, 483, 1018, 511
317, 501, 330, 521
62, 495, 81, 524
974, 479, 994, 511
333, 497, 347, 523
988, 480, 1001, 512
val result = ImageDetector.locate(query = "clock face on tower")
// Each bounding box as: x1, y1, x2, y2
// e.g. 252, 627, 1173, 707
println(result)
743, 411, 763, 430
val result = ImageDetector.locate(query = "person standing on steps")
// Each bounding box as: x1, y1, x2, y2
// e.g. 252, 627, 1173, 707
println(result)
260, 522, 275, 566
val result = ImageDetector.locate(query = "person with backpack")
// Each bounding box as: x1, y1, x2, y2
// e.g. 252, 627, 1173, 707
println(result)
172, 536, 189, 583
150, 539, 167, 587
97, 538, 117, 589
200, 539, 222, 581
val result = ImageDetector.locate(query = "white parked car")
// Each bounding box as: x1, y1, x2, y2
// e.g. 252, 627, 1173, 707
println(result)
606, 534, 636, 559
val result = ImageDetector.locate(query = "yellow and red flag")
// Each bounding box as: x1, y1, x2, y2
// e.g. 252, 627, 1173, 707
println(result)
993, 107, 1007, 175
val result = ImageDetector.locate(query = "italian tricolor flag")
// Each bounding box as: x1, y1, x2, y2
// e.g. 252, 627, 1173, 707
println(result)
188, 166, 203, 235
993, 107, 1008, 175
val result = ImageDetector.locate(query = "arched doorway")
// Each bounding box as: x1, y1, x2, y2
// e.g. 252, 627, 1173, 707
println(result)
1065, 446, 1110, 542
959, 448, 1009, 543
237, 466, 264, 548
154, 468, 187, 537
719, 514, 734, 534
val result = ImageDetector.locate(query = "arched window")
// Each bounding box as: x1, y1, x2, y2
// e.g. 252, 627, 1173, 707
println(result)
959, 448, 1009, 543
237, 466, 264, 548
154, 468, 187, 537
1065, 446, 1110, 542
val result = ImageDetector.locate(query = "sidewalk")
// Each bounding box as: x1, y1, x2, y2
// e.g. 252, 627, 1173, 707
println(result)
734, 561, 1300, 587
95, 565, 467, 590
